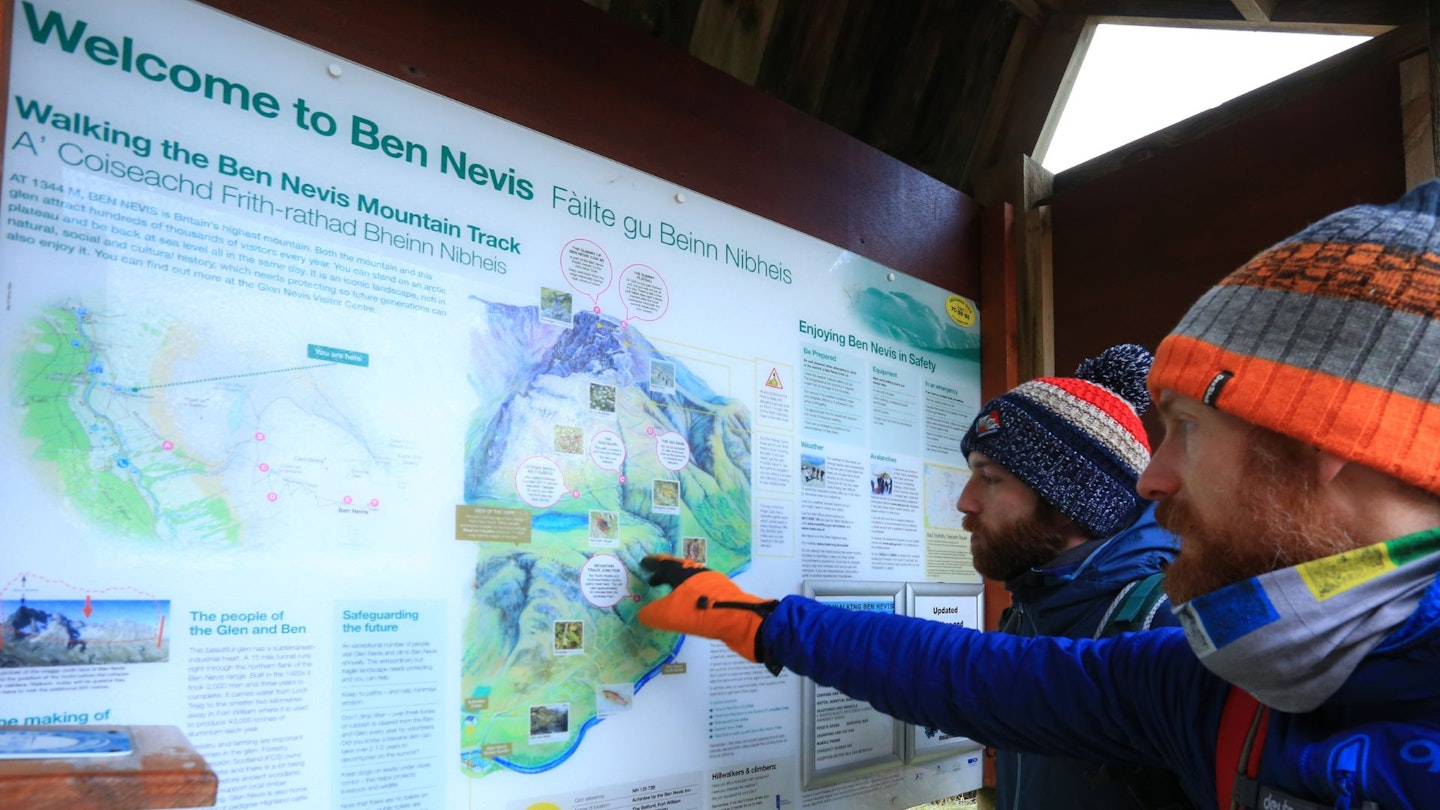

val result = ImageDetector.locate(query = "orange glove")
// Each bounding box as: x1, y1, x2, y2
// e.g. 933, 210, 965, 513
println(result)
636, 555, 777, 662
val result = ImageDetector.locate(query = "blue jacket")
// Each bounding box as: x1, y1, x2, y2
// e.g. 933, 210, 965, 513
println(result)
994, 504, 1182, 810
760, 568, 1440, 809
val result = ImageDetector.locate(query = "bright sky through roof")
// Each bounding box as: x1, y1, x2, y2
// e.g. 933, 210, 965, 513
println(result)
1042, 24, 1369, 173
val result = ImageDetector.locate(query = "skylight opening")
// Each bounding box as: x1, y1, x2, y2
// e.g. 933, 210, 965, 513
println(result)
1041, 24, 1370, 174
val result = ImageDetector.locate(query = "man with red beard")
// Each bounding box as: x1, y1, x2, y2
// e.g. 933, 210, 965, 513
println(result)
957, 343, 1186, 810
636, 182, 1440, 809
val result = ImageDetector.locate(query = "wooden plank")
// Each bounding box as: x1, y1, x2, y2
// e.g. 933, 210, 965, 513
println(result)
1092, 16, 1397, 35
755, 0, 851, 115
1032, 18, 1095, 170
1231, 0, 1278, 22
978, 199, 1017, 793
980, 204, 1019, 403
690, 0, 780, 85
978, 201, 1017, 635
966, 19, 1042, 195
908, 1, 1026, 190
853, 0, 960, 152
1060, 0, 1415, 28
1004, 0, 1050, 24
1053, 21, 1427, 195
1262, 0, 1418, 26
971, 157, 1051, 379
1058, 0, 1242, 21
969, 13, 1088, 190
814, 1, 920, 136
601, 0, 704, 51
1400, 53, 1434, 188
0, 726, 216, 810
1017, 157, 1055, 381
1431, 0, 1440, 179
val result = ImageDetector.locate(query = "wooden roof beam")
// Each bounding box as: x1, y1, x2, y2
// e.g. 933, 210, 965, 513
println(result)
1003, 0, 1053, 24
967, 13, 1091, 198
1231, 0, 1278, 22
1058, 0, 1416, 31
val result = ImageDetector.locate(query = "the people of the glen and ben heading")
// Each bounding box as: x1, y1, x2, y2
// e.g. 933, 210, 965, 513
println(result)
957, 342, 1189, 810
636, 180, 1440, 809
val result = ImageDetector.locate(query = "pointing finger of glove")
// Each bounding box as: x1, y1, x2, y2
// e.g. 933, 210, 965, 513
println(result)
639, 554, 709, 587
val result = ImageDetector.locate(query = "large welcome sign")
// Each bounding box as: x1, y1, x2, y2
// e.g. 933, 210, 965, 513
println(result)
1, 2, 984, 808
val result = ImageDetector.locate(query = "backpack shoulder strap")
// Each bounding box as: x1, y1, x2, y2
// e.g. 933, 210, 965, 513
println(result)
1087, 572, 1200, 810
1095, 571, 1170, 638
1215, 686, 1269, 810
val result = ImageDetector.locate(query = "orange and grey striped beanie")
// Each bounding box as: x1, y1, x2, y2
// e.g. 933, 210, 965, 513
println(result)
1149, 179, 1440, 495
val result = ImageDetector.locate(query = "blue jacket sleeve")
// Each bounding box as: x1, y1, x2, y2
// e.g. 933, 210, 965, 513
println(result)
762, 594, 1228, 806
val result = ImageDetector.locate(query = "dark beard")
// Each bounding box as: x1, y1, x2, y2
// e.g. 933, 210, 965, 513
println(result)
964, 505, 1071, 582
1157, 426, 1356, 604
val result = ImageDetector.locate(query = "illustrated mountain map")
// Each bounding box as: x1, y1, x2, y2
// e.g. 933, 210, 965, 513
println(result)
460, 302, 752, 775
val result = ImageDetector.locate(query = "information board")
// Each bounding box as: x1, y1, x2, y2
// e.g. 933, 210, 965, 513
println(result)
0, 2, 985, 808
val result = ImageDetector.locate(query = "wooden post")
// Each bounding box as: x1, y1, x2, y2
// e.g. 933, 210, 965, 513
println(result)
1429, 0, 1440, 176
1401, 53, 1436, 187
1017, 156, 1055, 381
976, 155, 1055, 383
977, 200, 1018, 800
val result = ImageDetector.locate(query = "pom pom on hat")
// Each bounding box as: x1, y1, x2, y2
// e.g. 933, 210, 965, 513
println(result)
1075, 343, 1153, 415
962, 344, 1154, 538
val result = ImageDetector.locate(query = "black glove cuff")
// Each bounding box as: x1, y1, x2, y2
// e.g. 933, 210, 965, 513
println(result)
747, 600, 783, 675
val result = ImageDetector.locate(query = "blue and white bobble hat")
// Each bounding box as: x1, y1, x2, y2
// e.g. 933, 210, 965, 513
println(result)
961, 344, 1154, 538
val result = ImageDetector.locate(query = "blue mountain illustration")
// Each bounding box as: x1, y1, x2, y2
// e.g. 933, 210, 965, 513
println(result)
464, 303, 750, 515
851, 286, 981, 361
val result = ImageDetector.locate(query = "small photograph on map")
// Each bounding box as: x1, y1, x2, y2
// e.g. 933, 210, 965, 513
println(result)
651, 479, 680, 514
0, 593, 171, 668
540, 287, 573, 325
553, 620, 584, 654
554, 425, 585, 455
589, 510, 619, 546
871, 465, 893, 496
597, 683, 634, 717
589, 383, 616, 413
682, 536, 707, 564
529, 703, 570, 743
649, 361, 676, 394
801, 453, 826, 488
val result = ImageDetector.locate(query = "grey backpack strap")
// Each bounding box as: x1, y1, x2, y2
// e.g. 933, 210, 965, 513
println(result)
1095, 571, 1169, 639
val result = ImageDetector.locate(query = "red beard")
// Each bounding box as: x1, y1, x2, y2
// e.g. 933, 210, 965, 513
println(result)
1156, 427, 1355, 604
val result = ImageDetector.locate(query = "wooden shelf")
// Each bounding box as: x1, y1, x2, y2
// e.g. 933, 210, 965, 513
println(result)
0, 726, 216, 809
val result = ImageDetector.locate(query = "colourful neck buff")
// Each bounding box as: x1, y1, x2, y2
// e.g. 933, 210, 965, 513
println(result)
1172, 529, 1440, 713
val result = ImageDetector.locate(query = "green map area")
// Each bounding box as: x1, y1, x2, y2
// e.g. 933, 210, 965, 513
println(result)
13, 303, 414, 548
459, 304, 751, 776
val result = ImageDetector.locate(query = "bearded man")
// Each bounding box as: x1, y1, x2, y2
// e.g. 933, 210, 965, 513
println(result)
958, 343, 1186, 810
